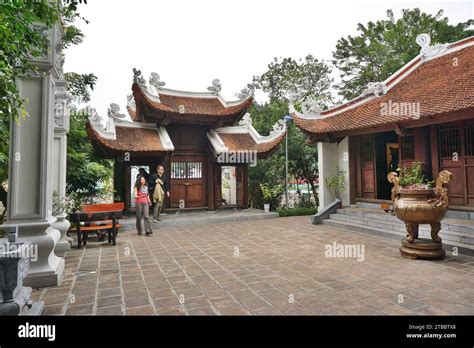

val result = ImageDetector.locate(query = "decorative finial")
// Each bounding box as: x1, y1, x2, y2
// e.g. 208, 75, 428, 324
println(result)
269, 119, 287, 137
301, 98, 322, 117
416, 33, 448, 58
107, 103, 126, 119
132, 68, 141, 83
132, 68, 146, 86
207, 79, 222, 94
238, 113, 252, 127
362, 82, 385, 97
126, 94, 136, 109
149, 72, 166, 89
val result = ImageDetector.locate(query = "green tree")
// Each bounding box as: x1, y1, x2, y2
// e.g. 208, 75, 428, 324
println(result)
247, 101, 288, 209
247, 55, 332, 208
333, 8, 474, 100
0, 0, 87, 123
65, 73, 113, 203
253, 54, 333, 106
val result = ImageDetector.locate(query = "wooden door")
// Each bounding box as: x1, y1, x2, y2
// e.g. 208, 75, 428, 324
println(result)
170, 156, 206, 208
439, 121, 474, 206
360, 135, 375, 198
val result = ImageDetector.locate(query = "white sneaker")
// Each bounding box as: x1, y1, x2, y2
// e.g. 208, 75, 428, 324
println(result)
153, 219, 159, 223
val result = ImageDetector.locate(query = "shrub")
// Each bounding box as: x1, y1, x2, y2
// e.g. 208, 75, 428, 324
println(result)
278, 207, 317, 217
259, 183, 284, 211
325, 166, 346, 199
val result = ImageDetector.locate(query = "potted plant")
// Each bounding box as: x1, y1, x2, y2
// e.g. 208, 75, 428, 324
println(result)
260, 184, 272, 213
387, 162, 452, 259
325, 166, 346, 200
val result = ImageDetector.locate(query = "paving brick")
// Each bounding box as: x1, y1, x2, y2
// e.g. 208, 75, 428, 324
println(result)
32, 216, 474, 316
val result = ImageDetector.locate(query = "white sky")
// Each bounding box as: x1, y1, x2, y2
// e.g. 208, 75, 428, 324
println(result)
64, 0, 473, 117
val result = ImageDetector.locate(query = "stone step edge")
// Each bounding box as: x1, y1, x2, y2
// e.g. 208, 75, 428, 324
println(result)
336, 209, 474, 229
329, 214, 473, 237
322, 219, 474, 256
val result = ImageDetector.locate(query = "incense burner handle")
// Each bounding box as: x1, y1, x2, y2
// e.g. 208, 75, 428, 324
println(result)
434, 170, 452, 206
387, 172, 400, 204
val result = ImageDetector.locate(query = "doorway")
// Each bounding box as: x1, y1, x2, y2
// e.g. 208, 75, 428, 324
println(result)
130, 165, 150, 209
170, 156, 206, 208
375, 131, 399, 200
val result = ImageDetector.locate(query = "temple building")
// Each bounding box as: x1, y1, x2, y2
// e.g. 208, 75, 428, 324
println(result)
292, 35, 474, 211
87, 71, 286, 212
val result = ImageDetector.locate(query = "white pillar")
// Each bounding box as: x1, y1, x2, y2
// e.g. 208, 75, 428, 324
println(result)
53, 79, 73, 252
317, 138, 351, 212
337, 137, 350, 207
6, 23, 66, 288
318, 142, 337, 212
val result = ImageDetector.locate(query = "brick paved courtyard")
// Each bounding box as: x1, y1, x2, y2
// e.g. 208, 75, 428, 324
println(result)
33, 216, 474, 315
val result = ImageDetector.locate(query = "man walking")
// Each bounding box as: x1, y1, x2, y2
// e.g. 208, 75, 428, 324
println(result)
149, 164, 170, 223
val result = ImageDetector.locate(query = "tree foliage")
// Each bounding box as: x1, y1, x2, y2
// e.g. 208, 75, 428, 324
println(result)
65, 72, 97, 103
0, 0, 87, 122
0, 1, 110, 207
333, 8, 474, 100
253, 54, 333, 106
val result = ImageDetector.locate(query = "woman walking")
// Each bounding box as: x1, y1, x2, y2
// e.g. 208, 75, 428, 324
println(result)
135, 175, 153, 236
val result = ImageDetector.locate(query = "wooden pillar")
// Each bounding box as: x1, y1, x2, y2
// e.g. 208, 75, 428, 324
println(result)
207, 154, 216, 210
430, 125, 439, 180
242, 164, 249, 208
124, 164, 131, 212
162, 152, 171, 210
348, 136, 357, 205
414, 127, 432, 179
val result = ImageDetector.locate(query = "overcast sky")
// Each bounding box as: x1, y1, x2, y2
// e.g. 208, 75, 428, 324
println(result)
64, 0, 473, 118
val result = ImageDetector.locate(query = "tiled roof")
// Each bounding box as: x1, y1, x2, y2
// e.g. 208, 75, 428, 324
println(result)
131, 83, 253, 121
293, 38, 474, 137
86, 123, 166, 154
217, 132, 286, 158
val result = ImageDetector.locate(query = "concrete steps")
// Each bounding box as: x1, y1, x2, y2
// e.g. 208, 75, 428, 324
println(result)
322, 205, 474, 256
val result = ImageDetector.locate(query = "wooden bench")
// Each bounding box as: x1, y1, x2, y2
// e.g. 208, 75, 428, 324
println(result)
69, 203, 124, 249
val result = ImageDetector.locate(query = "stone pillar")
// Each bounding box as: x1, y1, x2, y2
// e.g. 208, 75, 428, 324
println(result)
53, 79, 73, 252
5, 23, 66, 288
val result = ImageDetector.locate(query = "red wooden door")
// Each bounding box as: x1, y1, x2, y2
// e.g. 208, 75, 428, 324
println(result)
170, 156, 206, 208
360, 136, 375, 198
439, 121, 474, 206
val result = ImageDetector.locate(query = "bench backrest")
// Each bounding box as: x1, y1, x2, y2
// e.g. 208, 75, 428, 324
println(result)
69, 202, 124, 223
82, 202, 124, 213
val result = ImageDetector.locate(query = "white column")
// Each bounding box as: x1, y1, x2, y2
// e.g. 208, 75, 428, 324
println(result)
317, 138, 351, 212
318, 142, 337, 212
53, 79, 73, 252
6, 23, 66, 288
337, 137, 351, 207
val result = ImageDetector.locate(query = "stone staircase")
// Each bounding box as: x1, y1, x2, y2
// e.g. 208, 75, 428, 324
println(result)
322, 202, 474, 255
